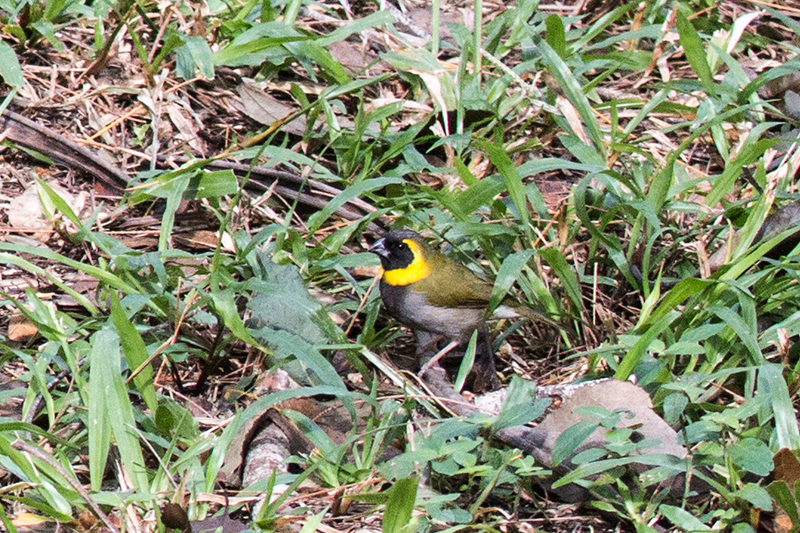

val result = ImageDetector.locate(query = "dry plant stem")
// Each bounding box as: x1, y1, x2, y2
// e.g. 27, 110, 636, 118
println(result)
85, 76, 202, 143
150, 155, 385, 233
126, 288, 199, 385
24, 364, 81, 425
0, 108, 129, 190
745, 0, 800, 15
11, 439, 121, 533
346, 273, 381, 336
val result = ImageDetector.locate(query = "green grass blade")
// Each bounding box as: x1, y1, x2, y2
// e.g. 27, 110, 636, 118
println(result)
759, 363, 800, 451
539, 246, 584, 312
545, 14, 566, 57
489, 249, 535, 311
0, 41, 24, 87
110, 292, 159, 414
675, 11, 715, 96
536, 39, 605, 157
454, 331, 478, 394
476, 138, 532, 234
615, 310, 679, 380
90, 326, 150, 491
704, 138, 778, 208
88, 340, 111, 491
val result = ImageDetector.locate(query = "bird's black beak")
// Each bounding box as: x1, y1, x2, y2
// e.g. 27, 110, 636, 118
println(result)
368, 237, 388, 257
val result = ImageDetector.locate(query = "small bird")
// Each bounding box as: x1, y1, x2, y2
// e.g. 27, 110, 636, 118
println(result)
369, 229, 556, 391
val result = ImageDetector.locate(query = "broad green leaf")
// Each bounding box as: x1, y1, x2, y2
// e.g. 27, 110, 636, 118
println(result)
298, 508, 328, 533
539, 247, 584, 312
545, 15, 566, 58
710, 305, 762, 364
318, 12, 395, 46
489, 249, 535, 312
554, 454, 688, 488
454, 331, 477, 394
573, 2, 636, 49
176, 35, 214, 79
0, 246, 138, 315
186, 169, 239, 199
88, 346, 111, 491
213, 30, 309, 67
31, 20, 64, 52
210, 286, 262, 347
769, 481, 800, 527
659, 504, 711, 531
662, 393, 688, 426
0, 41, 23, 87
281, 409, 338, 456
727, 438, 773, 476
381, 49, 457, 110
736, 483, 772, 511
286, 41, 350, 84
552, 420, 598, 466
650, 278, 712, 322
307, 177, 402, 233
615, 310, 679, 380
494, 375, 549, 430
383, 476, 419, 533
704, 138, 778, 208
476, 138, 532, 232
159, 173, 190, 252
537, 40, 605, 157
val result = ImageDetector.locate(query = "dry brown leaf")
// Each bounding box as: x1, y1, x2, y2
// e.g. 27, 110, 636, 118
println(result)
235, 83, 307, 136
11, 512, 48, 527
774, 448, 800, 485
328, 40, 375, 73
8, 313, 37, 342
173, 230, 220, 251
7, 182, 84, 242
165, 101, 207, 155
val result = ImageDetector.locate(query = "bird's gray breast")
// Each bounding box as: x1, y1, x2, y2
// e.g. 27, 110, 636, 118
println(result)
380, 281, 484, 343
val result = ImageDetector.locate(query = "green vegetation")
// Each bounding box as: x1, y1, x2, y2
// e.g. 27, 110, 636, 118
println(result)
0, 0, 799, 531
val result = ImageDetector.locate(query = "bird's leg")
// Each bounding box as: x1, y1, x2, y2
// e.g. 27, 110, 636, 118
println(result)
416, 330, 444, 354
415, 328, 501, 393
418, 340, 460, 379
471, 325, 501, 393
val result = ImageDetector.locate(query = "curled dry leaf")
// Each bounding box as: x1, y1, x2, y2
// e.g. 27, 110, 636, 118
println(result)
165, 101, 207, 156
7, 182, 86, 242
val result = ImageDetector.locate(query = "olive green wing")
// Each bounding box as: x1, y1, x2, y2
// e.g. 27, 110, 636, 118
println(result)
415, 257, 494, 308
